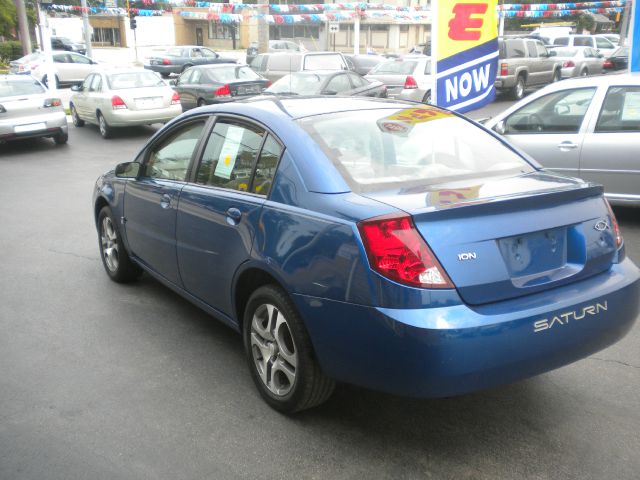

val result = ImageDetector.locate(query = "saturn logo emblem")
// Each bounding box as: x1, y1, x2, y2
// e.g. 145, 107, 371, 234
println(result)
594, 220, 610, 232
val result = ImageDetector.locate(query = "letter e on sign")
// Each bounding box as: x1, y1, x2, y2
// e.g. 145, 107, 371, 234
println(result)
448, 3, 488, 41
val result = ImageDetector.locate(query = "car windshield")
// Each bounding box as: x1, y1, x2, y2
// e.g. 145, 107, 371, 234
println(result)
552, 48, 577, 57
268, 73, 324, 95
107, 72, 165, 90
0, 78, 45, 97
297, 107, 532, 192
370, 60, 417, 75
207, 66, 261, 82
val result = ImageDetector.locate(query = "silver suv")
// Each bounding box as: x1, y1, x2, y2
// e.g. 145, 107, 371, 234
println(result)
495, 37, 562, 99
249, 52, 348, 82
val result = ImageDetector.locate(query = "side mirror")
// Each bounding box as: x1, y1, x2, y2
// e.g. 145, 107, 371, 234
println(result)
494, 120, 507, 135
71, 84, 82, 92
115, 162, 141, 178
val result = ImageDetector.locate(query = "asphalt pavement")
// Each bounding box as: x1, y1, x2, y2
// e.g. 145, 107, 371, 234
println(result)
1, 108, 639, 479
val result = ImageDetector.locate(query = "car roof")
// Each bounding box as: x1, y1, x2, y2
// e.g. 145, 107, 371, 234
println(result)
541, 73, 640, 90
0, 74, 41, 81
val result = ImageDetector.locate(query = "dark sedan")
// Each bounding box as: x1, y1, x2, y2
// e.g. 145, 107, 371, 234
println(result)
265, 70, 386, 98
171, 64, 270, 111
145, 46, 237, 77
604, 46, 629, 71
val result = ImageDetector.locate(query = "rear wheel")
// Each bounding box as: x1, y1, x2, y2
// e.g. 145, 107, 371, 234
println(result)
53, 131, 68, 145
580, 68, 589, 77
97, 207, 142, 283
97, 112, 112, 139
422, 91, 432, 104
511, 75, 526, 100
197, 98, 207, 107
70, 104, 84, 127
182, 64, 194, 73
552, 69, 561, 82
42, 74, 60, 89
243, 285, 335, 413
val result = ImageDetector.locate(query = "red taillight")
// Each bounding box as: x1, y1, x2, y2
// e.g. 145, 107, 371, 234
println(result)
265, 80, 272, 88
605, 199, 623, 248
404, 75, 418, 89
603, 59, 613, 69
357, 214, 453, 289
111, 95, 127, 110
500, 62, 508, 76
43, 98, 62, 108
171, 92, 180, 105
162, 58, 171, 65
214, 84, 231, 97
563, 60, 575, 68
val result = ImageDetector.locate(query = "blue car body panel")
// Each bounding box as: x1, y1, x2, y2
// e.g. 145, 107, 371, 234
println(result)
93, 96, 640, 399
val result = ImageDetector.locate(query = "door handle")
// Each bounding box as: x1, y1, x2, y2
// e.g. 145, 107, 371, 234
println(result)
226, 207, 242, 225
557, 141, 578, 150
160, 193, 172, 209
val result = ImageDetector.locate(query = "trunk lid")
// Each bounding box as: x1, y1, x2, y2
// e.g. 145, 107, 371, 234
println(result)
120, 86, 174, 110
0, 94, 49, 122
228, 80, 270, 97
361, 171, 617, 305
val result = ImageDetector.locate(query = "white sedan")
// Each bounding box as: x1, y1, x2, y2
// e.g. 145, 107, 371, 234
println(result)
9, 51, 99, 88
69, 69, 182, 139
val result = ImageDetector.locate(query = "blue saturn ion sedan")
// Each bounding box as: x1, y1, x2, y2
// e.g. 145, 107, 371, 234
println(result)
93, 97, 640, 413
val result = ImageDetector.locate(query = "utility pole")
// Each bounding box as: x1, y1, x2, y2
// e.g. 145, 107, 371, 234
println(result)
14, 0, 32, 55
37, 1, 57, 93
619, 0, 632, 46
80, 0, 93, 58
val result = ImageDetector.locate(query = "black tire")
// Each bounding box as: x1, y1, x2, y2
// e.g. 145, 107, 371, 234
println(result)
243, 285, 335, 413
182, 64, 194, 73
511, 75, 526, 100
97, 112, 112, 139
581, 68, 589, 77
197, 98, 207, 107
42, 74, 60, 89
70, 103, 84, 127
97, 206, 142, 283
422, 91, 432, 104
552, 69, 561, 82
53, 131, 68, 145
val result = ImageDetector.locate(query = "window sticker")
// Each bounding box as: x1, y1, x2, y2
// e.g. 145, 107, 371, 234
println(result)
214, 125, 244, 179
621, 92, 640, 121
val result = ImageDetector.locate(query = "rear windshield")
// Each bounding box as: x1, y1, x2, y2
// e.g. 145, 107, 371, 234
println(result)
499, 39, 526, 59
297, 108, 533, 192
268, 73, 324, 95
207, 65, 261, 82
107, 71, 165, 90
303, 54, 345, 71
370, 60, 417, 75
0, 79, 45, 97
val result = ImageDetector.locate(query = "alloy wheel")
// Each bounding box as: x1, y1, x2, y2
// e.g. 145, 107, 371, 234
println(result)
100, 216, 119, 272
250, 303, 298, 397
99, 115, 107, 136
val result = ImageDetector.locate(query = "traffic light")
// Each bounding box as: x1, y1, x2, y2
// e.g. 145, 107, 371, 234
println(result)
130, 17, 137, 30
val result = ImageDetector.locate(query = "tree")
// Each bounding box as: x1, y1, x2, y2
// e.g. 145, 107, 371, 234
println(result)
0, 0, 17, 39
577, 13, 596, 33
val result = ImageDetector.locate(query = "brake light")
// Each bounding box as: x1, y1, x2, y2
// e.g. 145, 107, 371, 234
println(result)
111, 95, 127, 110
357, 214, 453, 289
404, 75, 418, 89
43, 98, 62, 108
214, 84, 231, 97
603, 59, 613, 69
500, 62, 508, 76
563, 60, 575, 68
605, 199, 623, 248
265, 80, 272, 87
162, 58, 171, 65
170, 92, 180, 105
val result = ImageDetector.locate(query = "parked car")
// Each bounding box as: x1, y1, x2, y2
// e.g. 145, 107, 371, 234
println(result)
365, 55, 432, 103
0, 75, 67, 144
9, 51, 99, 88
249, 52, 348, 82
69, 69, 182, 139
246, 40, 306, 65
551, 35, 617, 56
171, 64, 270, 110
604, 46, 629, 71
265, 70, 386, 98
496, 37, 562, 100
93, 96, 640, 413
548, 46, 605, 78
145, 46, 237, 77
485, 74, 640, 206
343, 54, 385, 75
51, 36, 86, 55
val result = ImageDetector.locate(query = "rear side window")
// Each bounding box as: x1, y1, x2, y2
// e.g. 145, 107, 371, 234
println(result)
269, 55, 302, 71
595, 86, 640, 132
554, 37, 570, 46
504, 40, 525, 58
596, 37, 613, 49
252, 135, 283, 196
196, 120, 265, 192
303, 54, 345, 71
526, 42, 537, 57
504, 88, 596, 134
573, 37, 592, 47
297, 107, 532, 192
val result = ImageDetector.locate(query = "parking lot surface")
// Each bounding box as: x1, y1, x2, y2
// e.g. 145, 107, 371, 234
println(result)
1, 117, 639, 479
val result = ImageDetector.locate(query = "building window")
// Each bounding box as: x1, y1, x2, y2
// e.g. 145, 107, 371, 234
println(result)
208, 22, 239, 40
92, 27, 121, 47
271, 24, 320, 40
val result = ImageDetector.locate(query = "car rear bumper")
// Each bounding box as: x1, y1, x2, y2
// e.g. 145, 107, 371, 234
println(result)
0, 110, 68, 141
495, 75, 516, 89
561, 66, 578, 78
102, 105, 182, 127
294, 257, 640, 398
